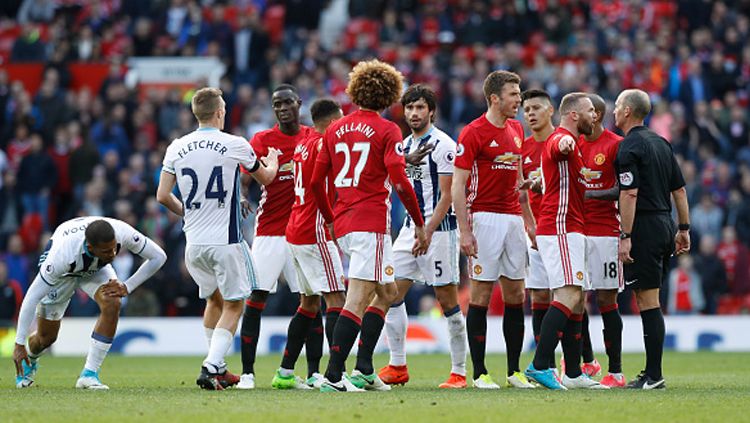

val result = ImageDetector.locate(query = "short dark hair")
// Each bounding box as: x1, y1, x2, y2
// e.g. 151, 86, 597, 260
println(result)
401, 84, 437, 112
310, 99, 341, 124
483, 70, 521, 102
273, 84, 298, 96
588, 93, 607, 119
620, 89, 651, 120
521, 89, 552, 106
85, 220, 115, 246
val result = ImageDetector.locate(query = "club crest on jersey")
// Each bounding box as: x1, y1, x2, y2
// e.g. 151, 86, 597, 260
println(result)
594, 153, 606, 165
473, 264, 482, 275
514, 136, 522, 149
385, 266, 394, 276
456, 144, 465, 156
395, 142, 405, 156
619, 171, 633, 186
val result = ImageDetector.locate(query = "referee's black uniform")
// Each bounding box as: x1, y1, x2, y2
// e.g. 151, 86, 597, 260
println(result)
616, 126, 685, 290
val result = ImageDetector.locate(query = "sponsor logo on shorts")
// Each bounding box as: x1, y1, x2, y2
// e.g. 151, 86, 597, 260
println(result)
594, 153, 606, 165
473, 264, 482, 275
625, 278, 638, 286
576, 271, 584, 281
619, 171, 633, 186
385, 266, 394, 276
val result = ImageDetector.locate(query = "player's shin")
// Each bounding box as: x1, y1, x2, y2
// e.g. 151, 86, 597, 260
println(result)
355, 306, 386, 375
385, 301, 408, 366
581, 310, 595, 363
561, 313, 584, 378
240, 299, 265, 375
601, 303, 623, 373
324, 310, 361, 383
444, 305, 467, 376
84, 332, 113, 373
532, 301, 571, 370
503, 302, 525, 375
305, 311, 324, 377
281, 307, 316, 372
466, 303, 488, 379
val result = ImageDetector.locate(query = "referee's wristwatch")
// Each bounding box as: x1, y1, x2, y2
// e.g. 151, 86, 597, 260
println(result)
678, 223, 690, 231
619, 231, 631, 240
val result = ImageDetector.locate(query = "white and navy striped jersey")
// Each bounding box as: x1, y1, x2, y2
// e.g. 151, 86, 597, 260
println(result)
402, 125, 457, 231
162, 127, 259, 245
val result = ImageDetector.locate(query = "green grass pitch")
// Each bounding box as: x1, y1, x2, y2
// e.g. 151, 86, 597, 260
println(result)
2, 352, 749, 422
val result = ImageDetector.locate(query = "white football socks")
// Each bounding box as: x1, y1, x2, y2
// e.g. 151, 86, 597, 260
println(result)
204, 327, 214, 349
446, 311, 467, 376
204, 328, 233, 370
385, 302, 408, 366
84, 334, 113, 373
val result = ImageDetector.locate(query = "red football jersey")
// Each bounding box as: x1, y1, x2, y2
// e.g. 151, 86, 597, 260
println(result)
536, 127, 587, 236
242, 124, 314, 236
522, 135, 546, 220
454, 115, 524, 215
286, 133, 334, 245
578, 129, 623, 237
316, 110, 405, 236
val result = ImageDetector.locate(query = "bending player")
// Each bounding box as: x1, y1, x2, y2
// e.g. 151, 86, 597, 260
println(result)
377, 84, 468, 389
157, 87, 279, 390
13, 217, 166, 389
271, 99, 347, 390
451, 70, 536, 389
311, 59, 429, 392
237, 84, 317, 390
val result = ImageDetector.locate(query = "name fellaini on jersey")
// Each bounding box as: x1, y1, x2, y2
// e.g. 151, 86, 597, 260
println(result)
402, 126, 457, 231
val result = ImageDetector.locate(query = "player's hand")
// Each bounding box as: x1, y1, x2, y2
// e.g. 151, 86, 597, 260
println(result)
517, 178, 534, 191
526, 225, 537, 250
240, 197, 253, 218
675, 230, 691, 255
13, 343, 30, 377
558, 136, 575, 154
325, 222, 338, 246
412, 226, 430, 256
262, 147, 281, 168
459, 230, 478, 258
405, 143, 435, 166
101, 279, 128, 297
619, 238, 634, 264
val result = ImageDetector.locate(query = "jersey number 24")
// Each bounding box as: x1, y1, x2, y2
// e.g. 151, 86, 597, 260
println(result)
180, 166, 227, 209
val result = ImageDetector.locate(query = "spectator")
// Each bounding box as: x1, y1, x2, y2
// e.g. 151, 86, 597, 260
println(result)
0, 261, 22, 321
1, 234, 30, 293
10, 24, 46, 62
693, 235, 728, 314
718, 226, 750, 298
16, 134, 56, 230
691, 192, 724, 241
668, 255, 704, 315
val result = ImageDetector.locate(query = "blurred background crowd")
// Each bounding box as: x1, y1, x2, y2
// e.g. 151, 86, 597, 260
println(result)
0, 0, 749, 321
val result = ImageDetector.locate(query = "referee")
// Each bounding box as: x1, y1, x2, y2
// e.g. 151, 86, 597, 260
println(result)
614, 89, 691, 390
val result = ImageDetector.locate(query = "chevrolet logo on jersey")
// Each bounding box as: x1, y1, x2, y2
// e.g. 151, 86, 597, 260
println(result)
279, 161, 294, 172
493, 153, 521, 164
580, 167, 602, 181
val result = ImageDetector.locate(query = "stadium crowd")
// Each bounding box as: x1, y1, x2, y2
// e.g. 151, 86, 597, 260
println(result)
0, 0, 749, 319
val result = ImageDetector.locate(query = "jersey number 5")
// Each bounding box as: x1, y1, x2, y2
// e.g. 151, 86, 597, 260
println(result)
334, 142, 370, 188
181, 166, 227, 210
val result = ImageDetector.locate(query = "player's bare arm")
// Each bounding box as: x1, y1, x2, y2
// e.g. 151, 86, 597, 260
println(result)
156, 171, 184, 217
585, 186, 619, 200
672, 186, 691, 255
424, 174, 453, 240
518, 166, 537, 249
618, 187, 638, 263
451, 167, 477, 258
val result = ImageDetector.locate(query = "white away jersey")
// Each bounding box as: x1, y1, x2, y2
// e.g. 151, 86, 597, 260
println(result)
38, 217, 148, 285
403, 126, 456, 231
163, 128, 258, 245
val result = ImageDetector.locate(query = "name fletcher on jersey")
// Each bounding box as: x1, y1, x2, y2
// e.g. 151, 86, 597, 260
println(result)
175, 139, 230, 158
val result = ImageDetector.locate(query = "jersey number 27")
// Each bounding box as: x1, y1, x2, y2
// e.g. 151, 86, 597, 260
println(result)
334, 142, 370, 188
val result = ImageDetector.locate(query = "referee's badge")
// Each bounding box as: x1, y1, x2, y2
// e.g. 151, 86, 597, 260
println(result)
619, 171, 633, 186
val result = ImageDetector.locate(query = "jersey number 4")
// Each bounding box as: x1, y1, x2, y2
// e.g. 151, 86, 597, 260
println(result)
334, 142, 370, 188
181, 166, 227, 210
